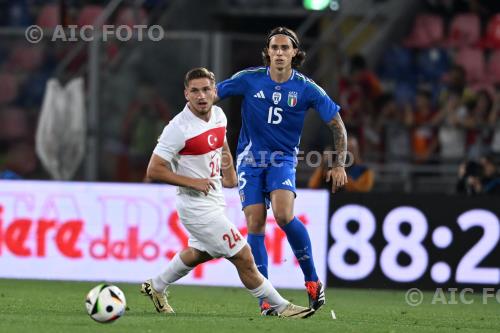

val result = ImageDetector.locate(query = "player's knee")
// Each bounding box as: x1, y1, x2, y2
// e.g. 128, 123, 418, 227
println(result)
273, 210, 293, 227
247, 219, 265, 233
181, 247, 211, 266
245, 212, 266, 232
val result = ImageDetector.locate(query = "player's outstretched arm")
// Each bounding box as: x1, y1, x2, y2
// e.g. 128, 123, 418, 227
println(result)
325, 113, 348, 193
147, 153, 215, 195
221, 141, 237, 188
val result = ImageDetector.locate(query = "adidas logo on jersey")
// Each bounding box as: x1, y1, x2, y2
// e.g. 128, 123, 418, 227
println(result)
282, 179, 293, 187
253, 90, 265, 99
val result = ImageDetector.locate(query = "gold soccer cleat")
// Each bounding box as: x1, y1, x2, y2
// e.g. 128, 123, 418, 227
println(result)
140, 279, 175, 314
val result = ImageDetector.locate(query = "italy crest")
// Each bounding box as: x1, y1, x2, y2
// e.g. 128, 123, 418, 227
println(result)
287, 91, 298, 107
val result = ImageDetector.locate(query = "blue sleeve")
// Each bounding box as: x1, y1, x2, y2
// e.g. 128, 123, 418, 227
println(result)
307, 81, 340, 123
216, 72, 247, 100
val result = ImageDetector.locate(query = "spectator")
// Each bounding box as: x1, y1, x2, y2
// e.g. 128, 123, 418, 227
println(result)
339, 54, 382, 136
406, 88, 438, 163
465, 89, 494, 159
456, 154, 500, 195
480, 154, 500, 194
0, 142, 37, 180
438, 65, 475, 108
431, 91, 469, 161
308, 137, 374, 192
489, 85, 500, 154
375, 93, 412, 162
456, 160, 483, 195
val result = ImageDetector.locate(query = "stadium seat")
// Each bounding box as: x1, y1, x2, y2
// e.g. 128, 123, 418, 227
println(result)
17, 70, 51, 108
36, 4, 60, 28
115, 7, 148, 27
394, 81, 416, 104
487, 50, 500, 84
77, 5, 105, 27
481, 14, 500, 49
454, 48, 485, 83
447, 13, 480, 48
416, 48, 450, 82
378, 46, 416, 81
6, 44, 44, 72
0, 74, 19, 104
404, 14, 444, 48
7, 0, 32, 27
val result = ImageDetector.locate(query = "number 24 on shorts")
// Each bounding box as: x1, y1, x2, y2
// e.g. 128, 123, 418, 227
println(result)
223, 229, 242, 249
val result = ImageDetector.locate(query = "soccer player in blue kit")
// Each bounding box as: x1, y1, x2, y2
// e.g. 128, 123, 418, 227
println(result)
216, 27, 348, 315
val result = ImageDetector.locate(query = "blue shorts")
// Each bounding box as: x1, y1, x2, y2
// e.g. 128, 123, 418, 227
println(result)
237, 160, 296, 209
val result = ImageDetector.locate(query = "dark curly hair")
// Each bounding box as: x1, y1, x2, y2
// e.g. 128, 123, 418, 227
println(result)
261, 27, 306, 69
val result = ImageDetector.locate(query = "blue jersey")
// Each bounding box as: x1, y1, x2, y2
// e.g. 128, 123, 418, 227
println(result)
217, 66, 340, 165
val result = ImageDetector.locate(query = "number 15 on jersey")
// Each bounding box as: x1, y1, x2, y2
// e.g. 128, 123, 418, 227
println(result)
267, 106, 283, 124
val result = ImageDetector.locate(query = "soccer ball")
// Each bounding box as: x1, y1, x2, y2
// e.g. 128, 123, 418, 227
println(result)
85, 284, 127, 323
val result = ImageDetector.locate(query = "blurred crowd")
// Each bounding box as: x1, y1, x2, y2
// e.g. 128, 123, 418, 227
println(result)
340, 57, 500, 165
457, 154, 500, 195
335, 0, 500, 194
0, 0, 499, 196
0, 1, 165, 181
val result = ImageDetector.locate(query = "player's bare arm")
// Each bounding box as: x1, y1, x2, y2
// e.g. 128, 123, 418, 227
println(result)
147, 153, 215, 195
221, 141, 237, 188
325, 113, 348, 193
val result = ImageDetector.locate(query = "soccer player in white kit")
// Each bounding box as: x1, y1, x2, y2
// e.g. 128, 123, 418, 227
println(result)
140, 67, 314, 318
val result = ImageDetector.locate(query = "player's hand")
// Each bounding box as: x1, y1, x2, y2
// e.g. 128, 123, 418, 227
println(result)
326, 167, 348, 193
190, 178, 216, 196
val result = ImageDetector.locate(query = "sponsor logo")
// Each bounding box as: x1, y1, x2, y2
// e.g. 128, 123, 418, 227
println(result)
253, 90, 265, 99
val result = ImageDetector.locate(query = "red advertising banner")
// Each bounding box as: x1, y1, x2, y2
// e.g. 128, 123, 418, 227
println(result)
0, 180, 329, 288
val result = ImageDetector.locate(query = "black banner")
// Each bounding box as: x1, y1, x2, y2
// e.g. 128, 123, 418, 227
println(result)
326, 193, 500, 289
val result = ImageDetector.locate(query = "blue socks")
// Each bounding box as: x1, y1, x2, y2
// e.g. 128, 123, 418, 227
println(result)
280, 216, 318, 282
247, 233, 268, 278
248, 233, 269, 307
248, 216, 318, 288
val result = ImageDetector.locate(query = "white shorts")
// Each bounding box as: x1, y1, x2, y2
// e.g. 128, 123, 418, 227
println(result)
180, 214, 247, 258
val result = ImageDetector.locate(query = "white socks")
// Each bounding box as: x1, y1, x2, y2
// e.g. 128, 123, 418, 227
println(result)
152, 253, 193, 292
152, 253, 288, 314
248, 278, 288, 313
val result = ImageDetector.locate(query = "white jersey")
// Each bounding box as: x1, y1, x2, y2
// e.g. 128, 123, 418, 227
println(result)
153, 104, 227, 220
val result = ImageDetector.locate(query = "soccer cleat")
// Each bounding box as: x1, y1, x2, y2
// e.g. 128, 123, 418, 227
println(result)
140, 279, 175, 314
305, 280, 325, 311
260, 300, 278, 316
278, 302, 315, 319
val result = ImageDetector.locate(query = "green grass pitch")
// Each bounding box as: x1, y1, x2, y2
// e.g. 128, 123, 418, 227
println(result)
0, 279, 499, 333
